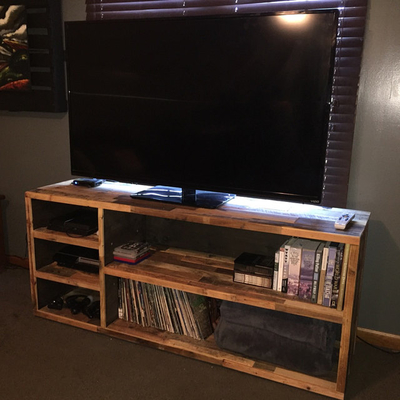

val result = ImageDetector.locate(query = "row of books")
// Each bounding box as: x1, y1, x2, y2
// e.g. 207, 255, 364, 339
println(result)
272, 238, 350, 310
118, 278, 213, 340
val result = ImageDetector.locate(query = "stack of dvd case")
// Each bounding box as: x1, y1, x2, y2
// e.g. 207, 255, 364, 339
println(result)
113, 241, 151, 265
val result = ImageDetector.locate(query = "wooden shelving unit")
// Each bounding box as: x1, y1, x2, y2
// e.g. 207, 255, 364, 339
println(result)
25, 180, 370, 399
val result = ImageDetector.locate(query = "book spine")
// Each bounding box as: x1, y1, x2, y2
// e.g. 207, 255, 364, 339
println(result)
273, 249, 279, 291
155, 285, 166, 330
233, 271, 272, 288
330, 243, 344, 309
336, 244, 351, 311
165, 287, 181, 334
277, 242, 285, 292
124, 279, 133, 322
118, 278, 124, 319
129, 279, 138, 324
173, 289, 188, 336
298, 245, 317, 301
323, 243, 338, 307
317, 242, 330, 305
311, 242, 324, 303
187, 293, 213, 340
136, 281, 146, 327
287, 240, 302, 296
282, 238, 295, 293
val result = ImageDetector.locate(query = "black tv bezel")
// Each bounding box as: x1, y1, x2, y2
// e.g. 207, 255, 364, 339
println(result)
65, 10, 339, 206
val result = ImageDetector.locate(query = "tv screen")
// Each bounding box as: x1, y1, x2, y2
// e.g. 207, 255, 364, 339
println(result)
65, 11, 338, 206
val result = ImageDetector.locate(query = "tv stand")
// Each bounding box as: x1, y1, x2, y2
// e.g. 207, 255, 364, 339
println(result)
25, 180, 370, 399
130, 185, 235, 209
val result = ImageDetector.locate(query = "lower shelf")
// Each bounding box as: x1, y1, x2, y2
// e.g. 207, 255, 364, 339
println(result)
35, 305, 100, 332
36, 262, 100, 291
104, 318, 342, 399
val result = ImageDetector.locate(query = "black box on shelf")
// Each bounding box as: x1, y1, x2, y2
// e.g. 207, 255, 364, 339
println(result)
233, 252, 274, 289
47, 209, 98, 236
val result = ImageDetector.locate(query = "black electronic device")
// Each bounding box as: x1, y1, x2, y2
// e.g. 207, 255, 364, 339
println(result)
47, 296, 64, 310
65, 294, 91, 315
47, 209, 98, 236
65, 11, 338, 207
72, 178, 104, 187
53, 245, 99, 273
47, 291, 100, 318
82, 300, 100, 319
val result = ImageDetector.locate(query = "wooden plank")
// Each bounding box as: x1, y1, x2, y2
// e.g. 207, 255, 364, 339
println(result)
97, 208, 107, 329
105, 275, 119, 326
336, 244, 360, 393
25, 196, 38, 307
35, 308, 99, 332
33, 227, 99, 249
36, 263, 100, 291
26, 181, 370, 244
104, 249, 344, 324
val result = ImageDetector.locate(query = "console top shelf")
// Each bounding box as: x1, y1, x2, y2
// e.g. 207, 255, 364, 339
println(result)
27, 180, 369, 245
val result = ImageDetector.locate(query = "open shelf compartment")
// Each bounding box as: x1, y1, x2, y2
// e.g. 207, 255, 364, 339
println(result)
103, 317, 341, 399
104, 247, 344, 324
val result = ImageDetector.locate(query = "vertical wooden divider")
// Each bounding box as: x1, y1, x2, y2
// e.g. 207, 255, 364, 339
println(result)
25, 196, 38, 308
98, 208, 106, 330
335, 244, 360, 393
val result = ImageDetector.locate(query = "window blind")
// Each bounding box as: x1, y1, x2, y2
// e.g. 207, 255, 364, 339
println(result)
85, 0, 368, 208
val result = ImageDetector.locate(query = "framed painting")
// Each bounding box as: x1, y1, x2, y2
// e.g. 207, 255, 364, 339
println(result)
0, 5, 31, 91
0, 0, 66, 112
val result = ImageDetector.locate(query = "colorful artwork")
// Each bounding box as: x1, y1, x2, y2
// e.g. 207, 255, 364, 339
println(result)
0, 5, 30, 91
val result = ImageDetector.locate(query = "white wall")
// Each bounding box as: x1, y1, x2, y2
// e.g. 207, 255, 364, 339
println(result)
0, 0, 399, 334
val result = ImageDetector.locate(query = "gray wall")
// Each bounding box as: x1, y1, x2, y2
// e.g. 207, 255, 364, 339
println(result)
347, 0, 400, 335
0, 0, 398, 335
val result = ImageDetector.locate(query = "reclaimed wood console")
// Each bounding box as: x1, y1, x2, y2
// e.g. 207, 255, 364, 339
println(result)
25, 180, 370, 399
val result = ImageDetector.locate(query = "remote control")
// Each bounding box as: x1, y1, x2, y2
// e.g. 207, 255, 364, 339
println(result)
334, 213, 355, 230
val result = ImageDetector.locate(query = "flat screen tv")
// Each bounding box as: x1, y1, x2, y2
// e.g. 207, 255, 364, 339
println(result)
65, 10, 338, 208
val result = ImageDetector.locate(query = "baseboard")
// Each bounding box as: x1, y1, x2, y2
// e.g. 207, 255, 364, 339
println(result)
357, 327, 400, 352
7, 255, 29, 269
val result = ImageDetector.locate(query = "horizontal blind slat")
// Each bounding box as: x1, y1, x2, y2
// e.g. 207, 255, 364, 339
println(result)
339, 16, 366, 28
336, 47, 363, 57
86, 0, 368, 15
332, 85, 358, 96
335, 56, 363, 68
326, 131, 355, 141
87, 9, 185, 19
331, 94, 358, 103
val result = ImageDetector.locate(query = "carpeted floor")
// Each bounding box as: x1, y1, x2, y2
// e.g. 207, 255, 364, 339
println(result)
1, 266, 399, 400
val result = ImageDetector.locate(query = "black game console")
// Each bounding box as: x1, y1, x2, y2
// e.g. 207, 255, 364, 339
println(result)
53, 245, 99, 273
47, 209, 98, 236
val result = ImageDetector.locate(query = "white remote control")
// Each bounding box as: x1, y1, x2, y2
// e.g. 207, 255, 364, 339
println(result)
334, 213, 355, 230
